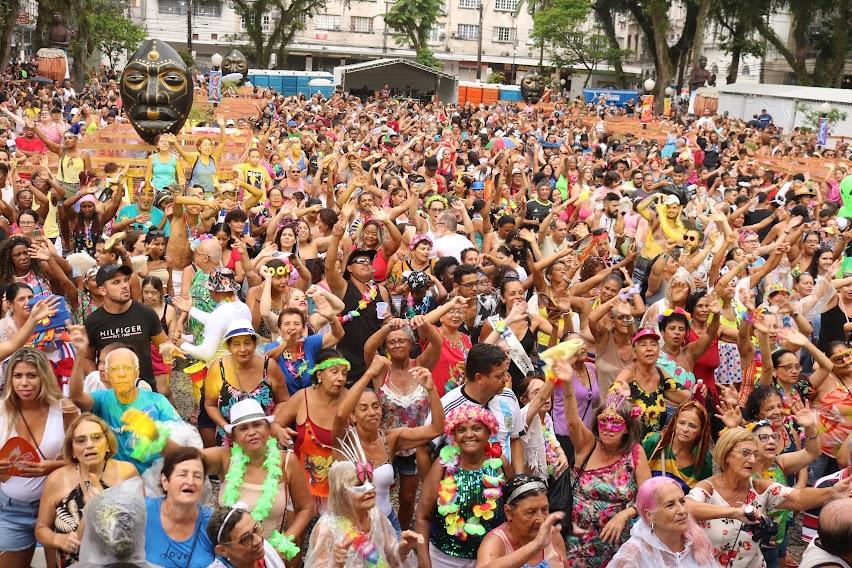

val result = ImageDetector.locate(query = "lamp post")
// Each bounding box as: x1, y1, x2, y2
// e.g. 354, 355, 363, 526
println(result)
820, 101, 832, 115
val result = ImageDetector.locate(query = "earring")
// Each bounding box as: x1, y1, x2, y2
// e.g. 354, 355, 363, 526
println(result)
650, 521, 655, 532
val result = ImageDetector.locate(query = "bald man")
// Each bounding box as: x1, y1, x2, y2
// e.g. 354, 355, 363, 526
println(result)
70, 325, 179, 473
800, 497, 852, 568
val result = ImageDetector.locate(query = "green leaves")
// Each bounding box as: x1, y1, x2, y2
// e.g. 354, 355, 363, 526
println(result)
384, 0, 444, 63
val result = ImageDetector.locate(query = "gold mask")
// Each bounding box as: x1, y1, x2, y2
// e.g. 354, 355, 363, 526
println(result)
222, 49, 249, 83
120, 39, 193, 145
521, 72, 544, 105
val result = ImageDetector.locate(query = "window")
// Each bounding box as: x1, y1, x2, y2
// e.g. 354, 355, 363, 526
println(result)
158, 0, 220, 16
457, 24, 479, 39
427, 24, 444, 43
493, 0, 517, 11
493, 26, 515, 42
351, 16, 373, 32
458, 0, 478, 9
211, 33, 218, 40
315, 14, 342, 30
742, 65, 750, 77
262, 14, 271, 32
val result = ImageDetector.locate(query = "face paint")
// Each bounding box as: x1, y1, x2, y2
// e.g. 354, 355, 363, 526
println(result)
120, 39, 193, 144
222, 49, 249, 83
597, 415, 627, 433
521, 73, 545, 104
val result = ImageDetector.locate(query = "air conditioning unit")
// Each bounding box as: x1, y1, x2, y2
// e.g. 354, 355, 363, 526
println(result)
451, 32, 459, 38
333, 24, 341, 31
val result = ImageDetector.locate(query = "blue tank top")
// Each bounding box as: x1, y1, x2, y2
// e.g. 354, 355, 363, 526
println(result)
189, 155, 217, 194
151, 152, 178, 191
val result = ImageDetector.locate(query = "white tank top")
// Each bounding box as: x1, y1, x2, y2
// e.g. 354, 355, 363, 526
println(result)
0, 401, 64, 501
800, 540, 852, 568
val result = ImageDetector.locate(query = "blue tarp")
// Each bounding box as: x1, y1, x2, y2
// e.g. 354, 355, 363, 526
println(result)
583, 89, 640, 107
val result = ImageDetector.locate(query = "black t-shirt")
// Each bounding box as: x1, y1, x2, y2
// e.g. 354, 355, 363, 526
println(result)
85, 300, 163, 387
525, 199, 552, 224
337, 281, 383, 386
744, 208, 775, 241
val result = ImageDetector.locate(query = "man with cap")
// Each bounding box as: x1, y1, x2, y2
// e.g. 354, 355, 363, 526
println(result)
114, 180, 171, 236
83, 263, 180, 389
633, 192, 687, 288
171, 267, 252, 363
325, 220, 391, 385
68, 323, 179, 473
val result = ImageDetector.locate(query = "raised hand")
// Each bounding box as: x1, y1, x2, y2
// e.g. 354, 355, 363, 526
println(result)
410, 366, 436, 391
67, 323, 89, 352
170, 296, 193, 313
29, 295, 59, 322
789, 399, 817, 430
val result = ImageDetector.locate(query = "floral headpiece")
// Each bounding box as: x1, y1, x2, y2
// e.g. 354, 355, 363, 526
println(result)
424, 194, 448, 210
409, 233, 433, 251
278, 215, 300, 231
745, 419, 772, 432
598, 393, 642, 421
658, 306, 692, 323
444, 405, 499, 439
189, 233, 212, 252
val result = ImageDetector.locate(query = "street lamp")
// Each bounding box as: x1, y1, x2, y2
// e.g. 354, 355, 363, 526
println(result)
211, 53, 222, 68
820, 102, 832, 114
664, 86, 674, 96
643, 78, 655, 92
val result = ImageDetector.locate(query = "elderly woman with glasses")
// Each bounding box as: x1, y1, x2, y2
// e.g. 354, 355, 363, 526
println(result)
207, 505, 286, 568
35, 414, 139, 567
687, 427, 852, 568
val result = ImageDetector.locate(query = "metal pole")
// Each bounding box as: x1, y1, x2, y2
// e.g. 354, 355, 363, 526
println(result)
476, 1, 483, 80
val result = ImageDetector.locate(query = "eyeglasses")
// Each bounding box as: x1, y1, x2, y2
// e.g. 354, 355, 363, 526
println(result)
429, 207, 445, 213
744, 239, 759, 245
72, 432, 106, 445
459, 280, 478, 289
777, 363, 802, 371
735, 449, 759, 460
386, 339, 410, 346
223, 522, 264, 546
108, 364, 134, 374
614, 314, 633, 322
757, 432, 781, 443
350, 257, 372, 266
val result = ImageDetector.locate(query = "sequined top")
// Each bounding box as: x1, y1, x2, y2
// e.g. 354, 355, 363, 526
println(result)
429, 464, 505, 559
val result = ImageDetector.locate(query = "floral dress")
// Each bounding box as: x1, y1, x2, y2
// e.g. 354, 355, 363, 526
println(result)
566, 444, 641, 567
378, 375, 430, 459
626, 368, 680, 437
688, 480, 793, 568
208, 358, 274, 446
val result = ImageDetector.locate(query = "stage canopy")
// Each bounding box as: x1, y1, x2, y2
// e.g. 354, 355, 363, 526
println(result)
333, 58, 457, 102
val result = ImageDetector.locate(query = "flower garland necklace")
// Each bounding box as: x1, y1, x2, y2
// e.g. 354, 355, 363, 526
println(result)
404, 291, 431, 319
221, 437, 300, 560
542, 417, 560, 477
336, 516, 388, 568
281, 339, 310, 378
339, 281, 379, 324
436, 442, 504, 540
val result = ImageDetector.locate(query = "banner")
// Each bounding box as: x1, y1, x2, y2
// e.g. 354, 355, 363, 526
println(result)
640, 95, 654, 122
208, 69, 222, 104
817, 117, 829, 146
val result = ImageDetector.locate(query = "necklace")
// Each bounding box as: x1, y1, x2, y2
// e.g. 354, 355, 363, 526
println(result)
281, 340, 309, 378
337, 516, 387, 567
437, 442, 505, 540
339, 281, 378, 324
599, 442, 622, 457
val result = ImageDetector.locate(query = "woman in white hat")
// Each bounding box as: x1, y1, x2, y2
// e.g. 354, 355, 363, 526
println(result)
202, 397, 314, 548
203, 318, 288, 447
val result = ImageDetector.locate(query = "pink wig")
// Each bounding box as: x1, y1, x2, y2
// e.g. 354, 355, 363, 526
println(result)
635, 477, 715, 565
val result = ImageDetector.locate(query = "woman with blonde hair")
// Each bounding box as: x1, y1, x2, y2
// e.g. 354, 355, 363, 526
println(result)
687, 427, 852, 567
305, 460, 422, 567
0, 347, 78, 568
609, 476, 717, 568
35, 413, 138, 567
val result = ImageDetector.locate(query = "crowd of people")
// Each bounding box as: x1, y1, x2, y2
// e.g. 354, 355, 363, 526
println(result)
0, 63, 851, 568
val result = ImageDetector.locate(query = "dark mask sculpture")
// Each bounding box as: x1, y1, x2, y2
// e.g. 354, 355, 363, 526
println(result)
222, 49, 249, 82
521, 73, 544, 105
120, 39, 193, 145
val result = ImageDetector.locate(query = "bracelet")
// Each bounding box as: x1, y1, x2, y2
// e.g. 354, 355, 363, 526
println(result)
806, 431, 819, 440
494, 320, 511, 338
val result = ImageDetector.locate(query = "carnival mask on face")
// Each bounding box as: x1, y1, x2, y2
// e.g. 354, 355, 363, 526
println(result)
521, 73, 544, 105
120, 39, 193, 145
222, 49, 249, 82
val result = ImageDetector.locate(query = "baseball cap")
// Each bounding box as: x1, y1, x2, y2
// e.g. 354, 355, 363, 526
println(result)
95, 264, 133, 287
632, 328, 661, 344
662, 194, 680, 206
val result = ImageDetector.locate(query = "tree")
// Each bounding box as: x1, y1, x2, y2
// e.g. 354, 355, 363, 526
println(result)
709, 0, 766, 84
0, 0, 20, 68
753, 0, 852, 87
383, 0, 444, 68
230, 0, 328, 69
98, 12, 146, 70
530, 0, 590, 77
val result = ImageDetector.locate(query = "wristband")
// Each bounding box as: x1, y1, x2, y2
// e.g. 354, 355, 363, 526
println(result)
806, 431, 819, 440
493, 320, 508, 335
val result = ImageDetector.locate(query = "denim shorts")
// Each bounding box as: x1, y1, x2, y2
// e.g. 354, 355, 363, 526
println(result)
393, 453, 417, 476
0, 486, 40, 551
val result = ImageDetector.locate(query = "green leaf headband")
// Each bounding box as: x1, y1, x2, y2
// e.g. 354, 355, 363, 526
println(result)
311, 357, 351, 375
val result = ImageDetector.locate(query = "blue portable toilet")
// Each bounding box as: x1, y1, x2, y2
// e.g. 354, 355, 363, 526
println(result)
499, 85, 521, 102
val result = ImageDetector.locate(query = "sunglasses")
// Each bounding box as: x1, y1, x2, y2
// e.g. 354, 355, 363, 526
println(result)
72, 432, 106, 445
757, 432, 781, 443
683, 235, 698, 242
350, 257, 372, 266
597, 416, 626, 433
